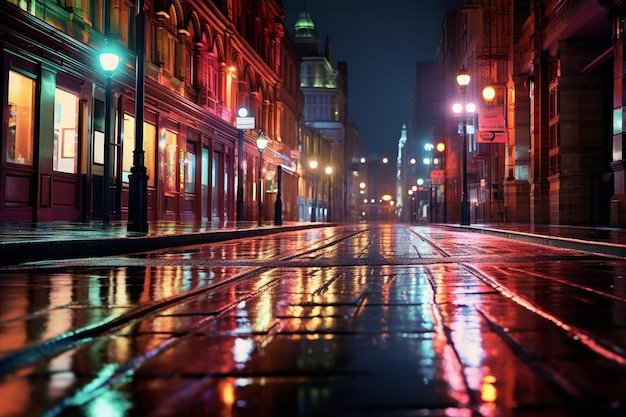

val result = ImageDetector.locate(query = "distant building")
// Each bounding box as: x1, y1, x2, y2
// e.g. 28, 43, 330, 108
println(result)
433, 0, 618, 226
291, 5, 361, 221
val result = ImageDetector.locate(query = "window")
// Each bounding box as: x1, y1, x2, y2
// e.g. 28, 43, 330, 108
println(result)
549, 154, 561, 177
162, 129, 178, 193
154, 5, 178, 75
102, 0, 134, 47
305, 93, 330, 121
122, 115, 156, 187
7, 70, 35, 166
184, 141, 196, 193
549, 124, 560, 150
212, 151, 220, 220
53, 88, 79, 174
200, 33, 219, 108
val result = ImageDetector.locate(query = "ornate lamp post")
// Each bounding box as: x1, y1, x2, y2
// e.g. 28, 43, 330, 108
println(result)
237, 108, 246, 222
128, 0, 149, 233
309, 160, 318, 222
256, 131, 268, 226
99, 42, 120, 225
325, 166, 332, 222
456, 65, 471, 226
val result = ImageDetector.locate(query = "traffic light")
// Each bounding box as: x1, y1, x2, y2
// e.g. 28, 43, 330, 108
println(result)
432, 141, 445, 169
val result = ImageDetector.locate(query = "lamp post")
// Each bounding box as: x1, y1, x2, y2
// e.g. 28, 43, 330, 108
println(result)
359, 181, 366, 221
128, 0, 149, 233
309, 160, 318, 222
424, 143, 434, 223
99, 42, 120, 225
236, 107, 248, 222
256, 131, 268, 226
325, 166, 332, 222
456, 65, 471, 226
274, 165, 282, 225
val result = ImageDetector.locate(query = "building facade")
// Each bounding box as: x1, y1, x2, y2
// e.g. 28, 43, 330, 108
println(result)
0, 0, 302, 225
426, 0, 618, 226
291, 5, 357, 222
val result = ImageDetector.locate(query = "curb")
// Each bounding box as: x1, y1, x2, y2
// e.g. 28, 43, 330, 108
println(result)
449, 225, 626, 258
0, 223, 329, 266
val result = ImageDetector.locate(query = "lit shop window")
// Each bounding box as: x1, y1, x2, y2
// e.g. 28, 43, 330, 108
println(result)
184, 141, 196, 194
162, 129, 178, 194
7, 70, 35, 166
122, 115, 156, 187
53, 88, 79, 174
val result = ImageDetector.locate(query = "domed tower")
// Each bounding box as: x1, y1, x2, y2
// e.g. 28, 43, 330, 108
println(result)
292, 5, 319, 56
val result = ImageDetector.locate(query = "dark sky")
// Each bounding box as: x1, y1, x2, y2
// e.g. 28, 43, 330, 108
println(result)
282, 0, 458, 157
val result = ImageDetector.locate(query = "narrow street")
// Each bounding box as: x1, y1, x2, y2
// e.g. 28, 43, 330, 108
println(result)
1, 224, 625, 417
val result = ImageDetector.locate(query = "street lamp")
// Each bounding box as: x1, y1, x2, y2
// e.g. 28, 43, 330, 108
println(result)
99, 41, 120, 225
325, 166, 332, 222
456, 65, 471, 226
256, 131, 268, 226
309, 160, 318, 222
236, 107, 248, 222
128, 0, 149, 234
274, 164, 282, 226
424, 143, 434, 224
359, 181, 366, 221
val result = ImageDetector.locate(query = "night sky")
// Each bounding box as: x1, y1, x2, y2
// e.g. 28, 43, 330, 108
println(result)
282, 0, 458, 157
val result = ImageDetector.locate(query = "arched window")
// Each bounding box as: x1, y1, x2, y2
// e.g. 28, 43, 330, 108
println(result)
104, 0, 133, 47
200, 33, 219, 109
154, 5, 178, 75
178, 22, 194, 81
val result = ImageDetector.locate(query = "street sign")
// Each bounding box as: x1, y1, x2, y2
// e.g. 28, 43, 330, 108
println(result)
478, 107, 505, 131
431, 169, 445, 179
236, 116, 255, 129
477, 130, 508, 143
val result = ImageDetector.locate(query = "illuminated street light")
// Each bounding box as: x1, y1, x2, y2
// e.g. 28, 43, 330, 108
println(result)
482, 85, 496, 102
99, 41, 120, 225
256, 131, 268, 226
456, 65, 471, 226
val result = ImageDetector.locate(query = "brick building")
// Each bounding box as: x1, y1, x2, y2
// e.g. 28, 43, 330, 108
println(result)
0, 0, 302, 225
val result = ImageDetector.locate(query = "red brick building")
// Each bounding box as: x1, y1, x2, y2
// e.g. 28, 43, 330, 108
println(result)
0, 0, 301, 225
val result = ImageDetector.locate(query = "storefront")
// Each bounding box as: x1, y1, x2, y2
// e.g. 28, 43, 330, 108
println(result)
0, 33, 237, 224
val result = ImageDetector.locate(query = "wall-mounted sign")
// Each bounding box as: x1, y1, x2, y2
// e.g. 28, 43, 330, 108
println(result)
236, 116, 255, 129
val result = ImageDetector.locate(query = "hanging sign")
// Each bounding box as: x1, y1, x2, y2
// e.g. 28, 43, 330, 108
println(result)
477, 130, 508, 143
478, 107, 505, 131
236, 116, 255, 129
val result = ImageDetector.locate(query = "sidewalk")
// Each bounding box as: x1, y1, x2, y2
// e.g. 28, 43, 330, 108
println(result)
0, 220, 328, 266
450, 223, 626, 258
1, 220, 625, 266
